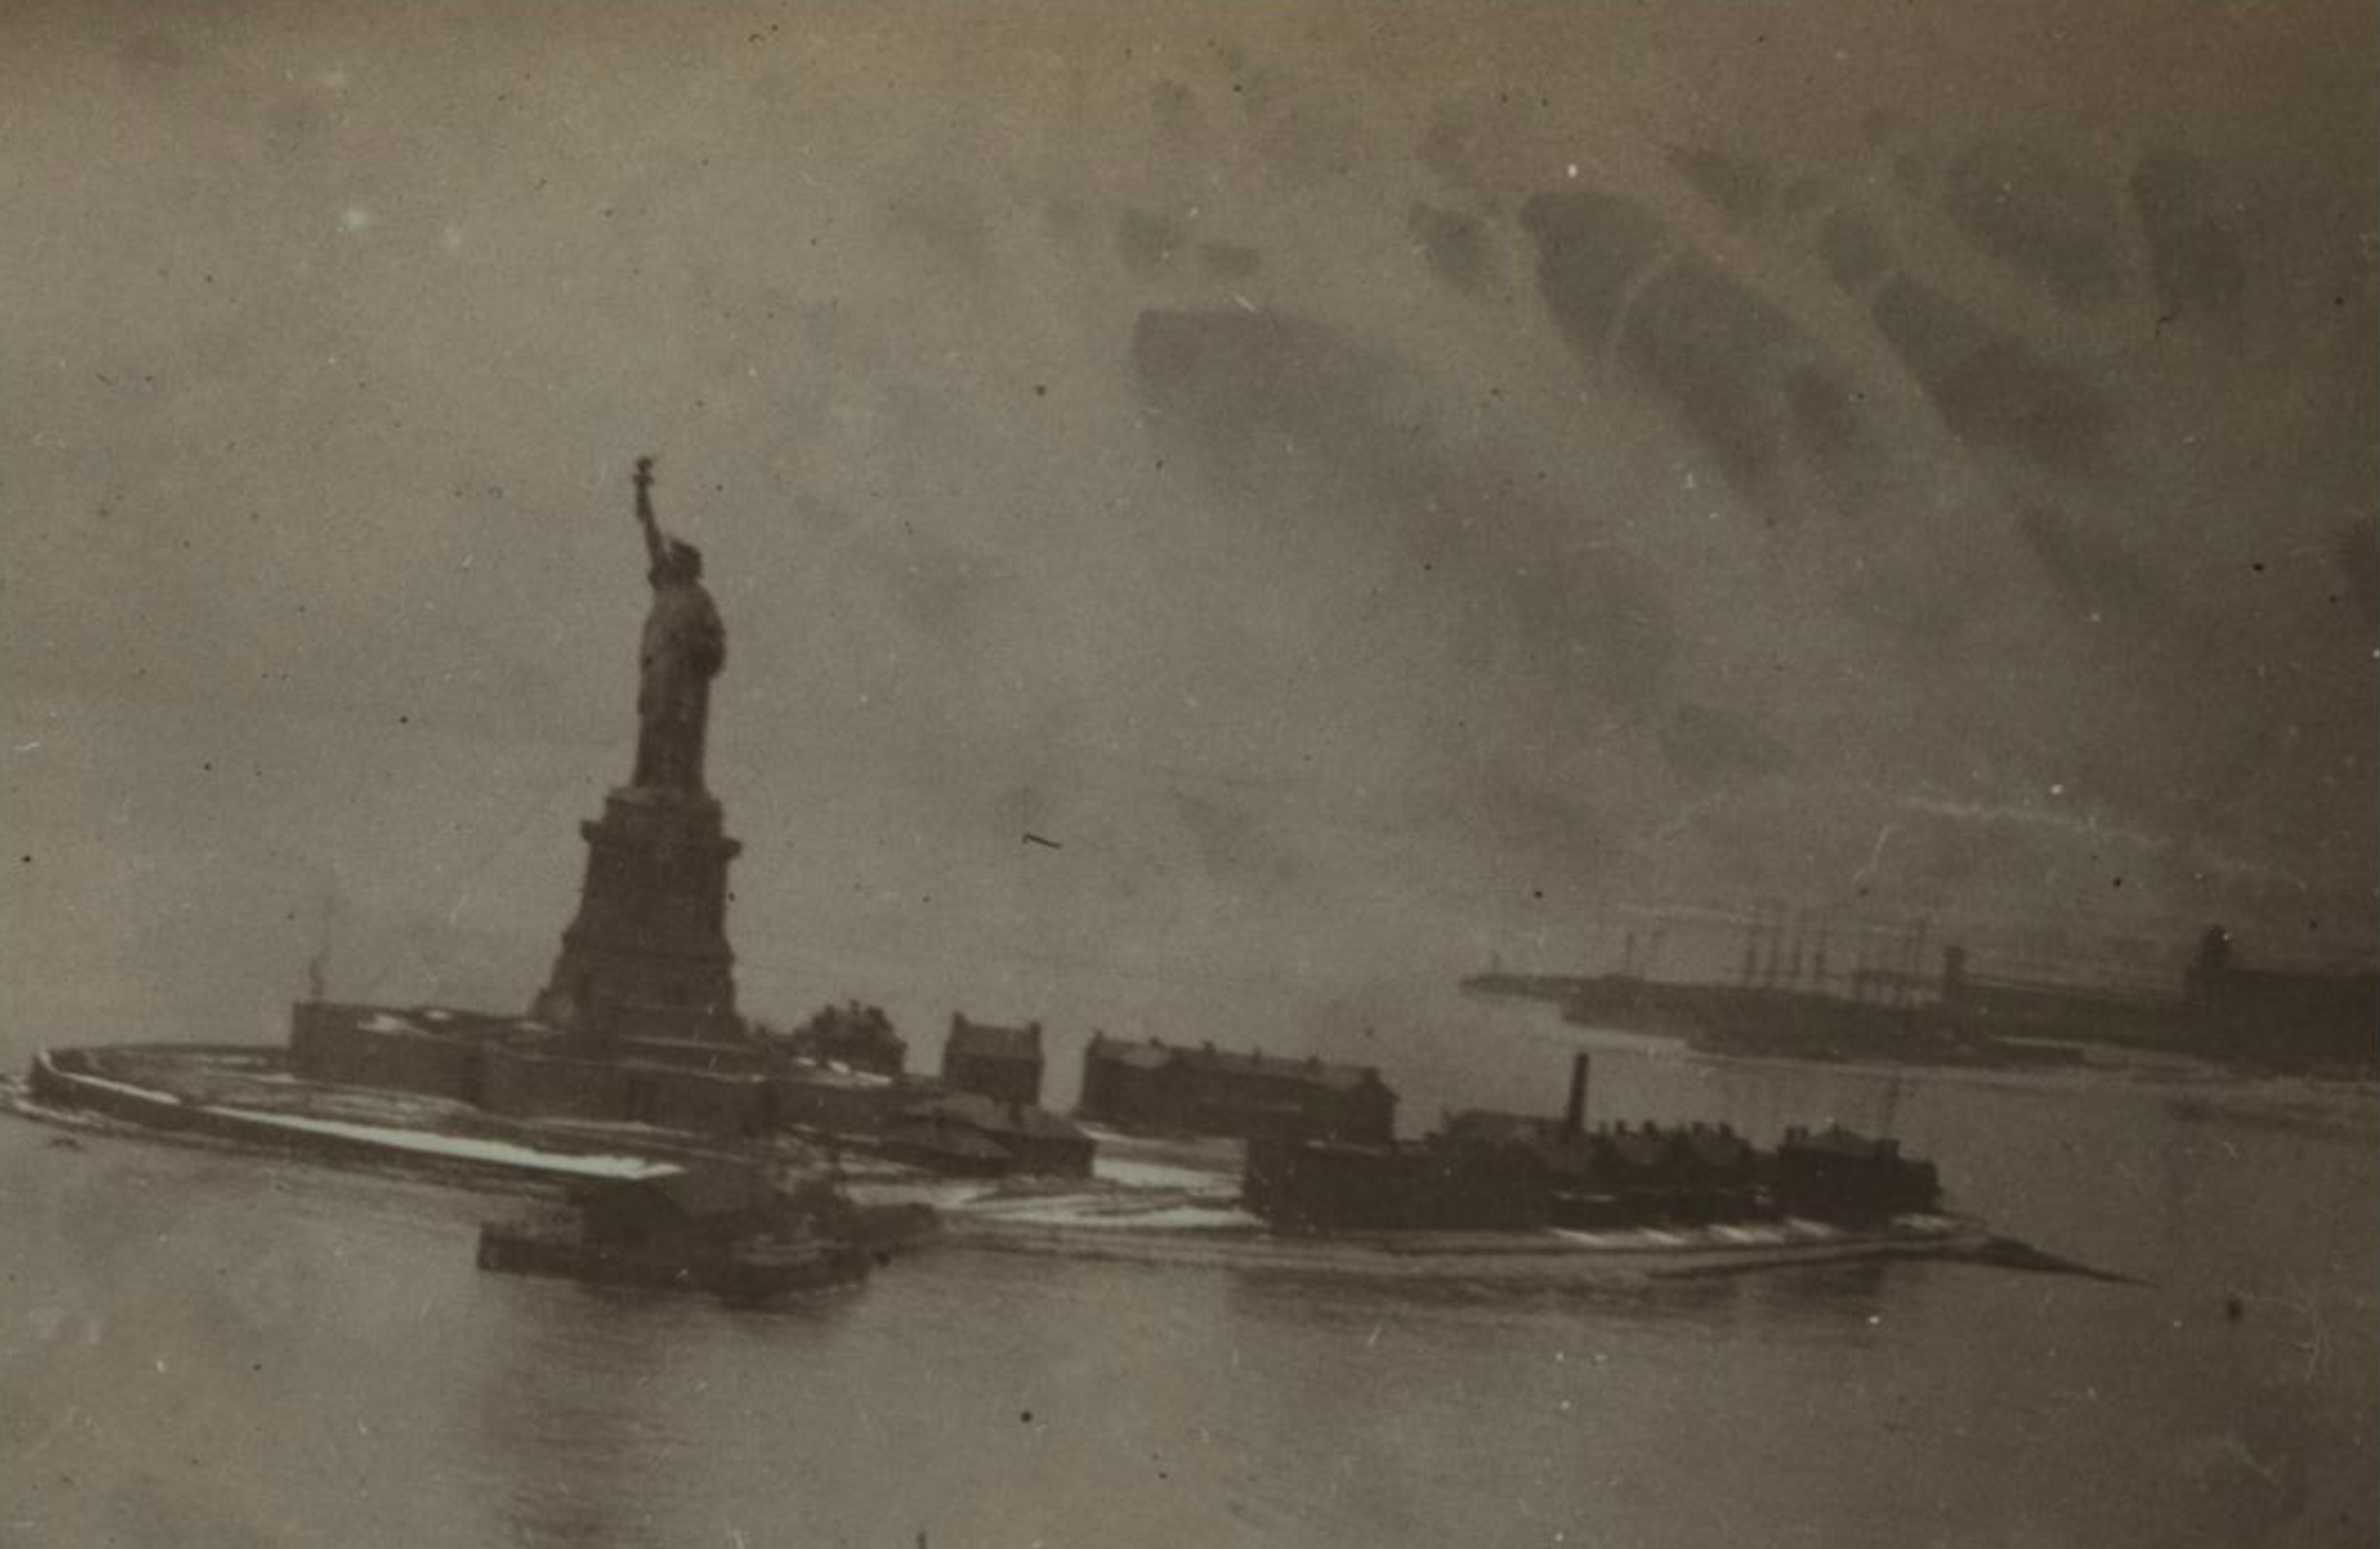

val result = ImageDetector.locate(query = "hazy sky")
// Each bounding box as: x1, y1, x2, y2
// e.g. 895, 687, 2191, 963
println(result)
2, 1, 2373, 1050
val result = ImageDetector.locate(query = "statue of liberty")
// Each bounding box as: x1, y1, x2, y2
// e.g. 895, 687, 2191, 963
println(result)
626, 456, 725, 795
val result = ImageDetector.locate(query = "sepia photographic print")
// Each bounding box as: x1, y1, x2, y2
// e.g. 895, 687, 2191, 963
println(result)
2, 4, 2374, 1546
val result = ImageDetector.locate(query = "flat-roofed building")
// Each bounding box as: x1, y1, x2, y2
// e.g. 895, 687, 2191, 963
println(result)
1077, 1034, 1396, 1144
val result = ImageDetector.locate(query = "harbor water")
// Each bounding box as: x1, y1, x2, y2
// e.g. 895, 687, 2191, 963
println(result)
3, 1002, 2373, 1549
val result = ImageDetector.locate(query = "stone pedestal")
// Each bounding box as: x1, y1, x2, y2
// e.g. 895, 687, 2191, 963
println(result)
534, 785, 746, 1046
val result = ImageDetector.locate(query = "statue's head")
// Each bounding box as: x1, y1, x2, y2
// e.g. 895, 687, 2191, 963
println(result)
655, 538, 704, 583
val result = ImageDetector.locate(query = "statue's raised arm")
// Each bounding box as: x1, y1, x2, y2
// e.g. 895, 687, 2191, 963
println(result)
633, 455, 666, 572
626, 454, 725, 795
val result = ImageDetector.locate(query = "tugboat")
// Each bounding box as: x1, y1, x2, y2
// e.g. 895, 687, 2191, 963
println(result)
476, 1163, 872, 1303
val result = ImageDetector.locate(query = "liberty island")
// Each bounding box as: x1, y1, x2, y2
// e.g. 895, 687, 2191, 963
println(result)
4, 459, 2104, 1298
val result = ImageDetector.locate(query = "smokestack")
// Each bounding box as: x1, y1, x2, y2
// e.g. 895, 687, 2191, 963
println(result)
1910, 919, 1933, 1006
1563, 1052, 1590, 1137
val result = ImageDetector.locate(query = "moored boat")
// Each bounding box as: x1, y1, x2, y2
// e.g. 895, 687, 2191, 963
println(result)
475, 1163, 872, 1303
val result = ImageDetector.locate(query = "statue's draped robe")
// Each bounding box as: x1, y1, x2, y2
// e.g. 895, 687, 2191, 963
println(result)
633, 573, 726, 792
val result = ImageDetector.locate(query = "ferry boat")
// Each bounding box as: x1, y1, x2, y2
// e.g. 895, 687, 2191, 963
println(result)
476, 1165, 872, 1303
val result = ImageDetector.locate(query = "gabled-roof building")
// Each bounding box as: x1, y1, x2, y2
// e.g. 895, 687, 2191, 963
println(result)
939, 1014, 1045, 1107
886, 1090, 1094, 1178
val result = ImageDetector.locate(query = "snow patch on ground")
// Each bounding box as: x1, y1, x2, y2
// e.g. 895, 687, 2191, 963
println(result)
1093, 1156, 1234, 1192
201, 1105, 682, 1179
969, 1203, 1259, 1232
37, 1054, 184, 1105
